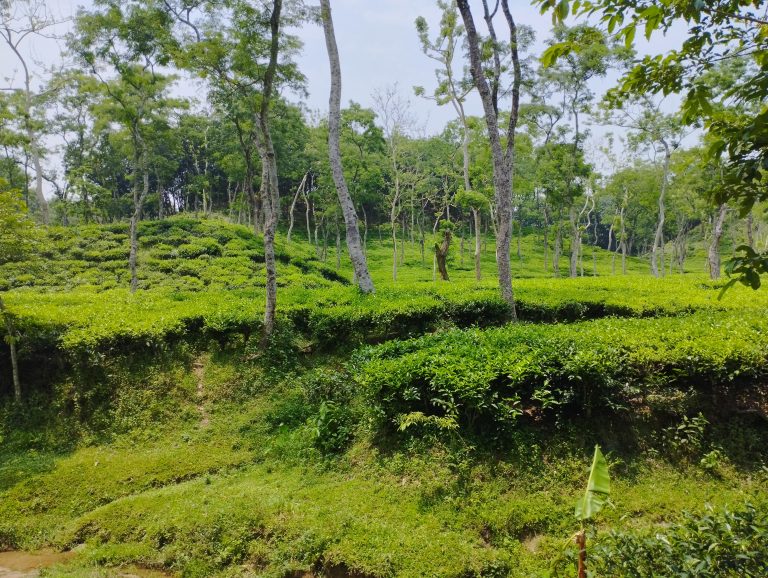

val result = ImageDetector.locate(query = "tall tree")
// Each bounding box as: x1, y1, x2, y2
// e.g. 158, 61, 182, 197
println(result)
0, 181, 37, 402
600, 98, 685, 277
456, 0, 522, 317
73, 0, 183, 292
0, 0, 61, 223
538, 0, 768, 287
319, 0, 374, 293
416, 0, 482, 280
256, 0, 282, 339
373, 85, 414, 282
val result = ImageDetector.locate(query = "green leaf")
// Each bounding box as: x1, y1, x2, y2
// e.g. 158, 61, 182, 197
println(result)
575, 445, 610, 521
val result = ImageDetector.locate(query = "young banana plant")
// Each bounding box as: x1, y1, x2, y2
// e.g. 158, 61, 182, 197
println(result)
574, 445, 611, 578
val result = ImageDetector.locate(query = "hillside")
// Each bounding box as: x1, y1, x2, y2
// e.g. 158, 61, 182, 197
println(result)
0, 219, 767, 578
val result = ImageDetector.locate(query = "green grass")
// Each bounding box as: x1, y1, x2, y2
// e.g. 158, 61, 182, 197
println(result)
0, 217, 766, 577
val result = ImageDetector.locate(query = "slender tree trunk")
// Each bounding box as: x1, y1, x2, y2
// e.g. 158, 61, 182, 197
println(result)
569, 204, 579, 278
391, 200, 399, 282
576, 530, 587, 578
129, 139, 149, 294
0, 296, 21, 403
651, 142, 671, 277
435, 229, 452, 281
473, 208, 481, 280
258, 0, 283, 341
543, 203, 549, 273
286, 173, 307, 242
457, 0, 520, 320
746, 212, 754, 249
335, 213, 341, 270
516, 203, 523, 259
321, 0, 375, 293
554, 220, 562, 277
708, 203, 728, 280
303, 188, 311, 243
400, 211, 406, 265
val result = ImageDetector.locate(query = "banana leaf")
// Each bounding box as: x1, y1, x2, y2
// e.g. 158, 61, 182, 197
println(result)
575, 445, 610, 521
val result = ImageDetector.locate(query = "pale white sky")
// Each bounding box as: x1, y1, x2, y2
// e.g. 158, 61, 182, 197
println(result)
1, 0, 693, 188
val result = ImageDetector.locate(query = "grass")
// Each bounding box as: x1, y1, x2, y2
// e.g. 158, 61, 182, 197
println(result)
0, 217, 766, 577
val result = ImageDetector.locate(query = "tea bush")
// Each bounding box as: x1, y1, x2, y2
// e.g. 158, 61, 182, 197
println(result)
592, 504, 768, 577
355, 311, 768, 437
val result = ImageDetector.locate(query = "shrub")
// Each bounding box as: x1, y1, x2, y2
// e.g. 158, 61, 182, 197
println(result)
592, 504, 768, 577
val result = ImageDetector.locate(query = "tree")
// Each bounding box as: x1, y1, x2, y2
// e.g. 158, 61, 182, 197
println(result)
0, 0, 61, 223
0, 181, 37, 402
73, 0, 184, 292
162, 0, 302, 338
537, 0, 768, 287
373, 84, 415, 283
600, 98, 686, 277
540, 24, 628, 277
416, 0, 483, 280
456, 0, 522, 318
319, 0, 374, 293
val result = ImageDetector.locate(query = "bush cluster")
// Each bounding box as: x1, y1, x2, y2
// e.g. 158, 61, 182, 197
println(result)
354, 312, 768, 437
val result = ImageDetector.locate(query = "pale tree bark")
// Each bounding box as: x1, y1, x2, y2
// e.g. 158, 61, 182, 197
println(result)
746, 212, 754, 250
457, 0, 521, 319
1, 9, 51, 224
257, 0, 282, 341
287, 172, 308, 242
708, 203, 728, 280
0, 295, 21, 403
320, 0, 375, 293
543, 202, 550, 273
129, 134, 150, 294
472, 208, 481, 280
651, 140, 671, 277
435, 228, 452, 281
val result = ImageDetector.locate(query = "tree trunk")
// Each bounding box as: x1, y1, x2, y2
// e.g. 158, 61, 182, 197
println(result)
321, 0, 375, 293
129, 140, 149, 294
335, 213, 341, 270
473, 208, 481, 280
708, 203, 728, 280
569, 204, 579, 278
576, 530, 587, 578
746, 212, 754, 250
258, 0, 283, 342
303, 187, 312, 243
543, 203, 549, 273
457, 0, 520, 320
554, 221, 562, 277
0, 296, 21, 403
651, 142, 671, 277
287, 173, 307, 242
435, 229, 452, 281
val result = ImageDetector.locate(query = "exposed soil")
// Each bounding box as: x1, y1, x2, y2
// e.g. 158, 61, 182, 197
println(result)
0, 550, 75, 577
192, 358, 210, 428
0, 551, 173, 578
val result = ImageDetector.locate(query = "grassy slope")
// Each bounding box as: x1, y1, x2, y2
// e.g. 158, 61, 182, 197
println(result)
0, 218, 766, 577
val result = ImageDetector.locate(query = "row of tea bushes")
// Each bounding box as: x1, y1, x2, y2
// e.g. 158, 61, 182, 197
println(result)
354, 310, 768, 436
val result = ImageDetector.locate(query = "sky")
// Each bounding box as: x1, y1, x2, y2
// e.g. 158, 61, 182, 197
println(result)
1, 0, 695, 189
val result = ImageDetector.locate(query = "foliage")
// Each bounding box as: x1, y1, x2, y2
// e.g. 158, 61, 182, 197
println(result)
355, 310, 768, 438
592, 504, 768, 577
575, 445, 610, 521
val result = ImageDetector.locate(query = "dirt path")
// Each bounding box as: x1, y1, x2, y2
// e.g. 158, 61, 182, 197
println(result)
192, 358, 210, 428
0, 550, 75, 577
0, 551, 173, 577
